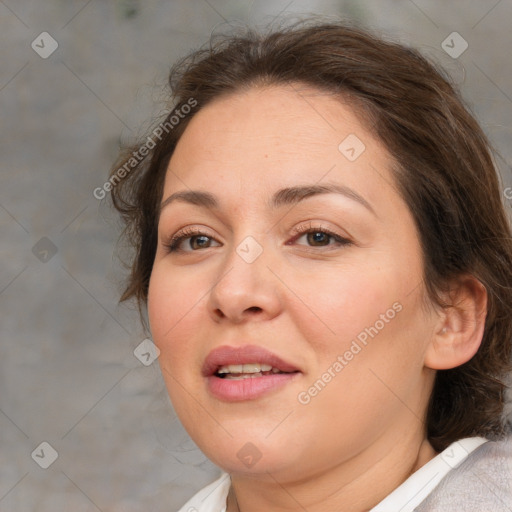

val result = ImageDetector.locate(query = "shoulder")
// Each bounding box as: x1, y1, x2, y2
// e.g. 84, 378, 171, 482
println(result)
175, 472, 231, 512
416, 435, 512, 511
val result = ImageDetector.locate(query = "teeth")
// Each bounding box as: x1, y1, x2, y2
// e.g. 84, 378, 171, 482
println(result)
217, 363, 274, 375
224, 372, 263, 380
218, 364, 242, 374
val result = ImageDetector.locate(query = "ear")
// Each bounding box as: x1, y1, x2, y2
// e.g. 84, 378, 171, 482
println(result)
424, 275, 487, 370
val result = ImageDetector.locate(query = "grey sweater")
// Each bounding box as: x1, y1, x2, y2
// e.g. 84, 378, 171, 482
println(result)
415, 435, 512, 511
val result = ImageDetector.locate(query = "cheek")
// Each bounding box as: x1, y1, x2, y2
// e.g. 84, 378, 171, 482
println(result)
283, 262, 400, 356
289, 250, 429, 389
293, 284, 429, 435
147, 264, 205, 360
147, 265, 207, 417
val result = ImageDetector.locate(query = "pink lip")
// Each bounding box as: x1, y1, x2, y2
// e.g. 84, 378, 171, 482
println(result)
203, 345, 301, 402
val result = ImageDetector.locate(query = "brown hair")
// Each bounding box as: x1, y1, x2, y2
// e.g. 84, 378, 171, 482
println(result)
109, 19, 512, 451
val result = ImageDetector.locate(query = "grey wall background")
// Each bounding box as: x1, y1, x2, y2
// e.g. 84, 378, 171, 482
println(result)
1, 1, 511, 511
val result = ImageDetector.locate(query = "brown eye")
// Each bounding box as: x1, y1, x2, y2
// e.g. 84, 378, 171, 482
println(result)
292, 225, 351, 249
189, 235, 212, 250
306, 231, 331, 246
166, 228, 221, 253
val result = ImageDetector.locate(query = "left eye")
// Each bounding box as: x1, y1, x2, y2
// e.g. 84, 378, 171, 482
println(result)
293, 228, 351, 248
298, 231, 331, 246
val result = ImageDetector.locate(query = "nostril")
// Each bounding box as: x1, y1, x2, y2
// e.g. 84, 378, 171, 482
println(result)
212, 306, 262, 322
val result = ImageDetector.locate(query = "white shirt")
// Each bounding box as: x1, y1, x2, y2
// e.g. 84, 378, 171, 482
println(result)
176, 437, 489, 512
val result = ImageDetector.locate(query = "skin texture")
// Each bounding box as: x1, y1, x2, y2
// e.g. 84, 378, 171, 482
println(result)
147, 84, 487, 512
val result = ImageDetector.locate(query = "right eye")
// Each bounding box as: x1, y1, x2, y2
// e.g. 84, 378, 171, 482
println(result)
164, 227, 221, 253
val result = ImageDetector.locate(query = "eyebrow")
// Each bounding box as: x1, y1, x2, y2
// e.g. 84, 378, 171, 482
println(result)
159, 182, 376, 216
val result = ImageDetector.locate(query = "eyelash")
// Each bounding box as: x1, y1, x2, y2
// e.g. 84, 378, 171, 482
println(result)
289, 222, 350, 244
164, 223, 352, 253
165, 227, 213, 252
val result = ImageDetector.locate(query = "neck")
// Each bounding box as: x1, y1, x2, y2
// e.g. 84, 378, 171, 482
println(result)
227, 433, 437, 512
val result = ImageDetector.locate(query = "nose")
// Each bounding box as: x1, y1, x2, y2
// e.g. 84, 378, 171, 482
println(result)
207, 237, 282, 324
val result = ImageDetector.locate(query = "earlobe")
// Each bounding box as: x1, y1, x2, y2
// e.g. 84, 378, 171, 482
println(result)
424, 275, 487, 370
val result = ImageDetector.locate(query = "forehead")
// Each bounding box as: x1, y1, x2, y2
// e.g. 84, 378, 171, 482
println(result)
164, 84, 396, 208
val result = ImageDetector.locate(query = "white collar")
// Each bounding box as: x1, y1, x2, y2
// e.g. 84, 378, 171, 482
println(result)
177, 437, 489, 512
370, 436, 488, 512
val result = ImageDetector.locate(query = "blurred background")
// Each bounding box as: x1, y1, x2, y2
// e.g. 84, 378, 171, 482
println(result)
1, 0, 511, 510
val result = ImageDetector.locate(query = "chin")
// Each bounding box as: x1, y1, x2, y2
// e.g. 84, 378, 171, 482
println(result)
210, 451, 302, 480
194, 429, 309, 480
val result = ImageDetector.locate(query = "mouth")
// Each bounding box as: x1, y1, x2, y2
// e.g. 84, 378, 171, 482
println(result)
203, 345, 301, 401
215, 363, 292, 380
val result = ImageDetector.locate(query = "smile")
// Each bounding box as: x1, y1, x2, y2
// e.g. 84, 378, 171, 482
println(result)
203, 345, 301, 401
217, 363, 288, 379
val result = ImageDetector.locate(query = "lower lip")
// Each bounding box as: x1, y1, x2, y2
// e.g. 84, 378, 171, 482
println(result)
206, 373, 300, 401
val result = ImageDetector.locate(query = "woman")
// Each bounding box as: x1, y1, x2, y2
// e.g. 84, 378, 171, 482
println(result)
110, 19, 512, 511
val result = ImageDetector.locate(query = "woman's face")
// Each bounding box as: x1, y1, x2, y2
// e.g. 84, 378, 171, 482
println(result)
148, 84, 438, 481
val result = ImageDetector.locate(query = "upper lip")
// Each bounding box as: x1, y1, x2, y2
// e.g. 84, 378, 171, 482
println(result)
202, 345, 301, 377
